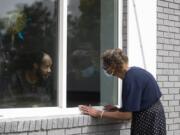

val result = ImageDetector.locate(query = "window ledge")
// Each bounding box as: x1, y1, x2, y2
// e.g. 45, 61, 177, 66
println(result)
0, 106, 106, 120
0, 107, 82, 120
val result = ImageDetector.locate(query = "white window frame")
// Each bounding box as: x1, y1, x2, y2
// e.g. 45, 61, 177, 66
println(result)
0, 0, 123, 119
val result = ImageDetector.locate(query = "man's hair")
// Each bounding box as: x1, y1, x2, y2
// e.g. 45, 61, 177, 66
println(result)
16, 50, 49, 71
102, 48, 128, 71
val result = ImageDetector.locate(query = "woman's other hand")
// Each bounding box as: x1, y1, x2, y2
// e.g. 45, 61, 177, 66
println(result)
79, 105, 101, 118
103, 104, 119, 112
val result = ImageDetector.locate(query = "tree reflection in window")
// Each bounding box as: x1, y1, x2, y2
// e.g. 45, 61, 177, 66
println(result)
0, 0, 58, 108
67, 0, 101, 107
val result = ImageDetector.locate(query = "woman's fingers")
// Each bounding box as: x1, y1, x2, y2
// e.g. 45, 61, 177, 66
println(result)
79, 105, 90, 114
79, 105, 89, 111
78, 105, 101, 118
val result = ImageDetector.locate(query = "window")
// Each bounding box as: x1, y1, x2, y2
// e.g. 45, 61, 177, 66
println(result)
0, 0, 121, 110
0, 0, 58, 108
67, 0, 119, 107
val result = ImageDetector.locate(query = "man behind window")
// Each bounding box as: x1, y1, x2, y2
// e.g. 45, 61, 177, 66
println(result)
1, 50, 56, 108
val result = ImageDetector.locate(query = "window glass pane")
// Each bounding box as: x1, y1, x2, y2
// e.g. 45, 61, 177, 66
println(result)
67, 0, 118, 107
0, 0, 58, 108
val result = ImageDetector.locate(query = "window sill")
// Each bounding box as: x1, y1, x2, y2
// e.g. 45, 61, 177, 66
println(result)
0, 107, 81, 120
0, 106, 104, 120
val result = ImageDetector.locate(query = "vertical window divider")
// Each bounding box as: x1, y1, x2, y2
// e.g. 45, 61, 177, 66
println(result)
58, 0, 68, 108
118, 0, 123, 107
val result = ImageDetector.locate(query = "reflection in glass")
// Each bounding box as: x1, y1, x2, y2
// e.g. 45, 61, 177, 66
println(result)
67, 0, 118, 107
0, 0, 58, 108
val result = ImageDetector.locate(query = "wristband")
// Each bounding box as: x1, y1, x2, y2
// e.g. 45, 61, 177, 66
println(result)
100, 111, 105, 119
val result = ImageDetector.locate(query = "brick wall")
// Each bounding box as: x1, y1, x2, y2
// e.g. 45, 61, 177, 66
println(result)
0, 116, 130, 135
157, 0, 180, 134
123, 0, 128, 54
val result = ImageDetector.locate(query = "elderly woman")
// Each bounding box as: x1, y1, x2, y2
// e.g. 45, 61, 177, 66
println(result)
79, 48, 166, 135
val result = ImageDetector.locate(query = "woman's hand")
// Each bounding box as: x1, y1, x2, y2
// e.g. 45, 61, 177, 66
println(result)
79, 105, 132, 120
103, 104, 119, 112
79, 105, 101, 118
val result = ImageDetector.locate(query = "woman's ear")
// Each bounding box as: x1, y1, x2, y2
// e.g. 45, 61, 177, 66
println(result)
33, 63, 39, 69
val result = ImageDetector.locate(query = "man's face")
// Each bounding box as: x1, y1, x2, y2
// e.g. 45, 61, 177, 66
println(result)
39, 54, 53, 79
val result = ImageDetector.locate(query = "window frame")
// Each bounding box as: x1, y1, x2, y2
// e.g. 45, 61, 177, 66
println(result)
0, 0, 123, 118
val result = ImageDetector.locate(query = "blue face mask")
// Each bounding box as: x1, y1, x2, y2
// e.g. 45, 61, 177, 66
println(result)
103, 69, 113, 77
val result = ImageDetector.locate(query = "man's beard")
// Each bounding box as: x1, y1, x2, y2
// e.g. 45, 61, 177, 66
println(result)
36, 69, 49, 81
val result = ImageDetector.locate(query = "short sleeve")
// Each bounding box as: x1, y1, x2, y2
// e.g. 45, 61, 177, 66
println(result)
122, 74, 143, 112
